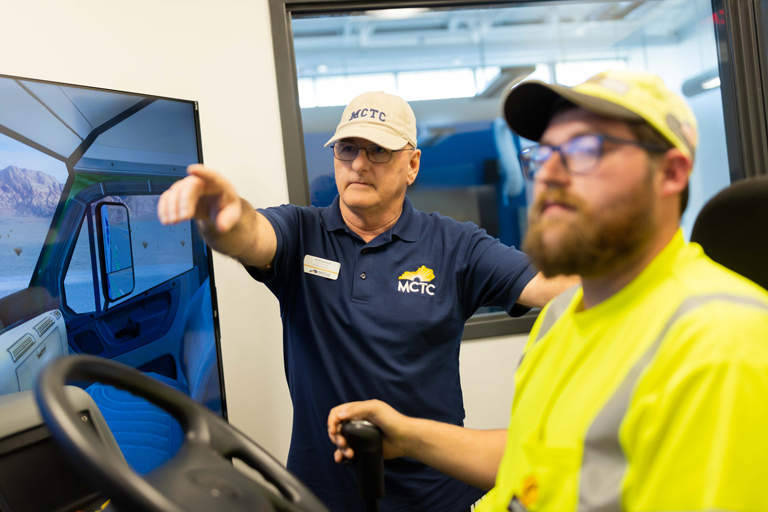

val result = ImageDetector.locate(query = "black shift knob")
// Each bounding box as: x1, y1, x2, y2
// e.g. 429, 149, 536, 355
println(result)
341, 420, 385, 508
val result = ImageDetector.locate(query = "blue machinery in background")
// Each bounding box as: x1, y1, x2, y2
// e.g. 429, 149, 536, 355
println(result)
414, 121, 528, 248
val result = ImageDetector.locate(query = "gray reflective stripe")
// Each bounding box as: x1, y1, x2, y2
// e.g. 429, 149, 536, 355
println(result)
578, 294, 768, 512
535, 286, 580, 345
518, 286, 580, 368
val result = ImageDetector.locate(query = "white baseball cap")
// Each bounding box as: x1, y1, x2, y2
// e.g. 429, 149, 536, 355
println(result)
325, 91, 418, 150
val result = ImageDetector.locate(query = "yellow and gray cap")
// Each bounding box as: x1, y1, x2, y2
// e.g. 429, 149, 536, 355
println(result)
325, 91, 417, 150
503, 69, 698, 159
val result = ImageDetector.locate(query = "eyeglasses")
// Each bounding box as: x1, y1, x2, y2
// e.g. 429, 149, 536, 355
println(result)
519, 134, 668, 180
331, 141, 414, 164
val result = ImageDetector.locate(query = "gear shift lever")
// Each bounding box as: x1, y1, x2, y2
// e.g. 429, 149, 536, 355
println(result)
341, 420, 385, 512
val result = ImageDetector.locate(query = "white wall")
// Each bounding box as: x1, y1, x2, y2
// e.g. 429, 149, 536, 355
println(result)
461, 334, 527, 430
2, 0, 523, 464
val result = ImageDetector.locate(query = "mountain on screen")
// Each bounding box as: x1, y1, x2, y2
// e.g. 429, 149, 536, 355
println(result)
0, 166, 64, 217
0, 166, 165, 220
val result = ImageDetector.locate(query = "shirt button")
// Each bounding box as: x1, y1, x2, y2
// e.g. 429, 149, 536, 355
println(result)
362, 248, 368, 253
360, 273, 366, 280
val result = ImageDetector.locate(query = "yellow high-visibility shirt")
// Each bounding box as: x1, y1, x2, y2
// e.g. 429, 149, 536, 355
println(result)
477, 230, 768, 512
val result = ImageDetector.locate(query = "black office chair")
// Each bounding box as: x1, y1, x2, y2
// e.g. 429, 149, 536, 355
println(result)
690, 176, 768, 290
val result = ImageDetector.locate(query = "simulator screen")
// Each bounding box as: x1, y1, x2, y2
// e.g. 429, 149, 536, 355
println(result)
0, 74, 225, 475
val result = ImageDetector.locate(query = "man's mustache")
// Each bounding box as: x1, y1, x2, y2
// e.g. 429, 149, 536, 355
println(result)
531, 190, 584, 217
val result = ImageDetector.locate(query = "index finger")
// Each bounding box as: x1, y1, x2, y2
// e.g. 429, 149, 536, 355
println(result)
158, 175, 207, 224
185, 164, 234, 195
327, 404, 347, 444
328, 401, 362, 443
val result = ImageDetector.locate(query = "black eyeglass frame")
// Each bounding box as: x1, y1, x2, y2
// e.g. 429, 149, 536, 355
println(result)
519, 134, 669, 180
330, 141, 415, 164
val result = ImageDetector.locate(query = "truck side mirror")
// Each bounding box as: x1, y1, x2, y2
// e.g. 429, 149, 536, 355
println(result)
96, 202, 135, 303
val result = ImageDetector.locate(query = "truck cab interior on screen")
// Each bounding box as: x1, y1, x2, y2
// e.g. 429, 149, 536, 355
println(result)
0, 76, 223, 474
0, 0, 766, 510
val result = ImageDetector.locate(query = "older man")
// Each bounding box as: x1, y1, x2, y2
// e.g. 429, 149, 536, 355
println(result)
328, 71, 768, 511
158, 91, 573, 512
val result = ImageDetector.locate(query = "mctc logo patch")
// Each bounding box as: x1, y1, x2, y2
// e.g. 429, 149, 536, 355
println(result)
349, 108, 387, 122
398, 266, 436, 295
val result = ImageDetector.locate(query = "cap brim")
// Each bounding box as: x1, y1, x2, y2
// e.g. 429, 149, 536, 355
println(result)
503, 81, 643, 142
324, 125, 411, 150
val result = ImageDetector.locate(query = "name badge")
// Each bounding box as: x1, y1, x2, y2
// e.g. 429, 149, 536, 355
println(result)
303, 255, 341, 280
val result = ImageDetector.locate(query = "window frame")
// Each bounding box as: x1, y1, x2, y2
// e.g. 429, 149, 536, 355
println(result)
269, 0, 765, 340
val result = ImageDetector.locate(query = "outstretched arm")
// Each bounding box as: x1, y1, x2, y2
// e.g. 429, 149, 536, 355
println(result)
327, 400, 506, 491
157, 164, 277, 270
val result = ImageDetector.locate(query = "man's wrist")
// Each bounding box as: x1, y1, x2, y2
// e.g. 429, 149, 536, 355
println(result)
398, 416, 423, 459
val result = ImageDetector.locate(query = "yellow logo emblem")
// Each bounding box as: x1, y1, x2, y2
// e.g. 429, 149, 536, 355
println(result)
397, 266, 436, 295
398, 265, 435, 282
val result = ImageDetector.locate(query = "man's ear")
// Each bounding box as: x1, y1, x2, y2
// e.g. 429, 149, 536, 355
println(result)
657, 148, 691, 200
406, 149, 421, 186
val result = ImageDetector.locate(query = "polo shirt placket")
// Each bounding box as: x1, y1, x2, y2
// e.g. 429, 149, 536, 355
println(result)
352, 245, 375, 304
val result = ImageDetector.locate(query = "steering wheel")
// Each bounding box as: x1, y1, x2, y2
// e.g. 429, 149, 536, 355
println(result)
35, 355, 330, 512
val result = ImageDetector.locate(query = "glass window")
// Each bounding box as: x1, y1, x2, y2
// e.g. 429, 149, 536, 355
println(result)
315, 73, 399, 107
397, 68, 478, 100
292, 0, 731, 321
298, 78, 319, 108
554, 59, 627, 86
63, 215, 99, 314
0, 133, 67, 300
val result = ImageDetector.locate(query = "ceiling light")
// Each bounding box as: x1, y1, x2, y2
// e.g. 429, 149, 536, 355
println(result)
363, 8, 429, 20
682, 69, 721, 97
701, 76, 721, 90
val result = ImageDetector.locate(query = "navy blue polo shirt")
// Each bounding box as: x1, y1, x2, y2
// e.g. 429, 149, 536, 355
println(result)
249, 196, 536, 512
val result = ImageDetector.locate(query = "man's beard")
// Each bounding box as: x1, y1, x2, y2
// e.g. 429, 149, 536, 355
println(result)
523, 177, 656, 279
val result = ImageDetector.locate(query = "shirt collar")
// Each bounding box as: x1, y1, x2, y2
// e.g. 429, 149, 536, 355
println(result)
320, 195, 421, 243
320, 195, 347, 232
391, 196, 420, 242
